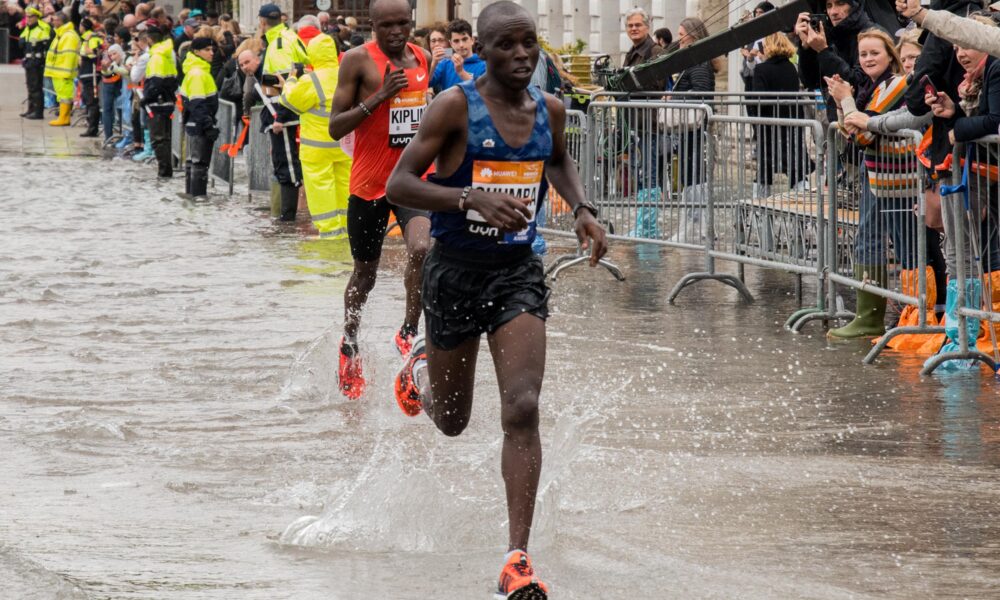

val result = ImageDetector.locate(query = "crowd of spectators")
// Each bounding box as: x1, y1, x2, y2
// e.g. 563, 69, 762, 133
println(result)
5, 1, 1000, 355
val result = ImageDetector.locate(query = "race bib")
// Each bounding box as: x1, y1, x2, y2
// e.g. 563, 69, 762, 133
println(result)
388, 90, 426, 147
467, 160, 544, 244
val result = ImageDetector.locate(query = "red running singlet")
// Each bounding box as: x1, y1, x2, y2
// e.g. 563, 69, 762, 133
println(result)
350, 41, 430, 201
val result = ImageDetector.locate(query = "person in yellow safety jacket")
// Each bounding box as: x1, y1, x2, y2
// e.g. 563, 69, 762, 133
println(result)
258, 3, 309, 221
78, 19, 105, 137
278, 34, 352, 239
180, 38, 219, 198
44, 11, 81, 127
140, 22, 179, 178
19, 7, 51, 120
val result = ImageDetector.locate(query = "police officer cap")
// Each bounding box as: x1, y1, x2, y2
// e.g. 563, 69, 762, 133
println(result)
26, 7, 43, 17
258, 3, 282, 19
191, 37, 214, 51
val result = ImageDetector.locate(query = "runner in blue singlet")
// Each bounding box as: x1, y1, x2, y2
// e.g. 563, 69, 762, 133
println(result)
385, 3, 607, 597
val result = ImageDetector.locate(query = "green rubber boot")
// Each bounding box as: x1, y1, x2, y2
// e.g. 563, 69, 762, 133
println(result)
829, 265, 888, 338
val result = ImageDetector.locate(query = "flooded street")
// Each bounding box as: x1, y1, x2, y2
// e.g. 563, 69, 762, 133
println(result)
3, 155, 1000, 599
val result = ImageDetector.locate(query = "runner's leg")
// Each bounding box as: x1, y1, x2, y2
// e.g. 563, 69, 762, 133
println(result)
487, 313, 545, 552
344, 196, 391, 340
399, 214, 431, 332
421, 335, 479, 436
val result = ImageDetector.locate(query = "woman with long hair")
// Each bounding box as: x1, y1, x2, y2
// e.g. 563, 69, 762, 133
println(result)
667, 16, 720, 243
826, 29, 921, 338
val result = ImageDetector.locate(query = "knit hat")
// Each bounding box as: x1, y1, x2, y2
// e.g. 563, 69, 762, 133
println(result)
191, 37, 214, 51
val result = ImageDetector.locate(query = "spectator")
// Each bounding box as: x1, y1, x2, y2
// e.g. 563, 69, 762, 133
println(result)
653, 27, 672, 50
345, 16, 363, 47
740, 1, 775, 92
206, 11, 219, 27
795, 0, 878, 122
317, 11, 331, 34
825, 29, 921, 338
668, 16, 719, 243
3, 1, 26, 62
219, 14, 241, 41
129, 26, 152, 159
99, 42, 128, 142
427, 23, 449, 74
623, 7, 662, 67
173, 17, 197, 51
925, 13, 1000, 283
753, 32, 811, 197
333, 23, 352, 53
173, 8, 190, 36
430, 19, 485, 93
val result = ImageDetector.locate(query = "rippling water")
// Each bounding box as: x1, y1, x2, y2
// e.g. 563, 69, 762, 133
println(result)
3, 155, 1000, 599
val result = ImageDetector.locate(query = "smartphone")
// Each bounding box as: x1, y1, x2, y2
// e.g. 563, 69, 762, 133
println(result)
444, 48, 454, 57
920, 74, 937, 97
809, 13, 830, 31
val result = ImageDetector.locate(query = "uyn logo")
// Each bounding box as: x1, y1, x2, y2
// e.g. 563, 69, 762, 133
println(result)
483, 138, 495, 148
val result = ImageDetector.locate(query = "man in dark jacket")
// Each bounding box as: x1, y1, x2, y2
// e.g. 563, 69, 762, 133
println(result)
623, 7, 663, 67
795, 0, 880, 122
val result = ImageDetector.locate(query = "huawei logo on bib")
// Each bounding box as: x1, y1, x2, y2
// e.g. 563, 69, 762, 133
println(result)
392, 97, 403, 104
480, 167, 494, 178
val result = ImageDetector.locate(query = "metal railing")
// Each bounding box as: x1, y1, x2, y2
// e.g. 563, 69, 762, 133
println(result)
0, 28, 9, 65
210, 100, 236, 195
247, 106, 271, 195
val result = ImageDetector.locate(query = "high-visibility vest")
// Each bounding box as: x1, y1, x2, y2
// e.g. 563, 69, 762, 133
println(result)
19, 21, 52, 63
278, 35, 340, 151
144, 39, 178, 110
78, 30, 104, 79
263, 23, 309, 80
180, 52, 217, 102
44, 22, 81, 80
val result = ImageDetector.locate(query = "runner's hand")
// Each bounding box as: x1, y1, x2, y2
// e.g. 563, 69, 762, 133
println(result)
378, 63, 409, 103
465, 189, 531, 232
574, 211, 608, 267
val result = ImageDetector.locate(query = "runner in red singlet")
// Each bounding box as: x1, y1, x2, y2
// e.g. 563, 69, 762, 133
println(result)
328, 0, 433, 399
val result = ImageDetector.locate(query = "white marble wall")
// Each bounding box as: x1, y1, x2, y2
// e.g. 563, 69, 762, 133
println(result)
460, 0, 690, 60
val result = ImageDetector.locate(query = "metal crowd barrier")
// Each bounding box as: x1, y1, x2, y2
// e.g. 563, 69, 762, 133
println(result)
0, 28, 9, 65
171, 106, 185, 166
247, 106, 271, 195
922, 140, 1000, 374
210, 99, 236, 195
543, 108, 626, 280
539, 94, 1000, 368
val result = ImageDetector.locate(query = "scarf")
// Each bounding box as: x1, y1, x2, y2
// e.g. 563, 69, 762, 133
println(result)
856, 68, 893, 112
958, 56, 988, 116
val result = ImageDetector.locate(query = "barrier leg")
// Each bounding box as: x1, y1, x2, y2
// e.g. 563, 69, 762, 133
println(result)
865, 324, 947, 364
545, 244, 625, 282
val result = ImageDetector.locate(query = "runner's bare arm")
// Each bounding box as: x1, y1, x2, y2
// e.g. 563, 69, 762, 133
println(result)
387, 89, 532, 232
328, 49, 408, 140
543, 94, 608, 265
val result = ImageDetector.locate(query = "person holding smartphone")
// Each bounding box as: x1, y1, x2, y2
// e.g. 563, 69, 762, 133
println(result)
795, 0, 881, 122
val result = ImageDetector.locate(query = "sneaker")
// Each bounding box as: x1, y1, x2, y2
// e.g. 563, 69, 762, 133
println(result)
394, 335, 426, 417
494, 551, 548, 600
338, 337, 365, 399
393, 327, 416, 357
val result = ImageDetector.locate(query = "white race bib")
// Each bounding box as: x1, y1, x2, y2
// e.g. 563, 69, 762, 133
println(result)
388, 90, 426, 147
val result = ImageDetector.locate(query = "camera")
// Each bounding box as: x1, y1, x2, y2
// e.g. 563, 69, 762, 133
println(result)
809, 13, 830, 31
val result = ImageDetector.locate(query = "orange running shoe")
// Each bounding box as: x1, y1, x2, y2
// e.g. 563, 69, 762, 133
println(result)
494, 551, 548, 600
338, 337, 365, 400
393, 327, 416, 357
394, 335, 426, 416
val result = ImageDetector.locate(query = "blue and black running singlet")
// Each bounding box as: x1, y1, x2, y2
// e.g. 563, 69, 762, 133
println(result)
429, 80, 553, 252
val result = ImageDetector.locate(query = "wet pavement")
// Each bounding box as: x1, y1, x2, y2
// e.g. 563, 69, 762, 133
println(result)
3, 71, 1000, 599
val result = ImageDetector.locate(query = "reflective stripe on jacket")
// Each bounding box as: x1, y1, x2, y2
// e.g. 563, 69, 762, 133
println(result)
44, 22, 81, 80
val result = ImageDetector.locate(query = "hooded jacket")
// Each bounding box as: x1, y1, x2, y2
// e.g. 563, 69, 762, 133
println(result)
180, 51, 219, 137
798, 1, 880, 121
278, 34, 344, 151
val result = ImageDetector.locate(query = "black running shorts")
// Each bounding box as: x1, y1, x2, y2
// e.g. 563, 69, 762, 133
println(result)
422, 244, 550, 351
347, 195, 429, 263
